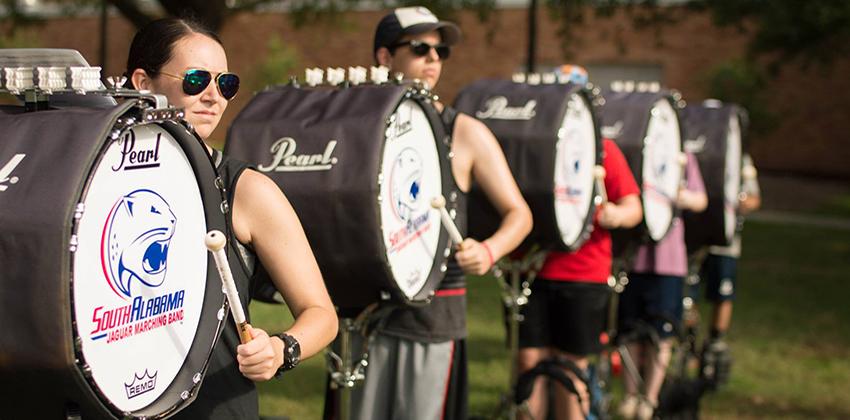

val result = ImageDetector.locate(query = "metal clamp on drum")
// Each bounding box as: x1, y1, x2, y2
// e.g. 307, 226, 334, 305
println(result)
681, 100, 746, 252
0, 50, 228, 419
226, 80, 455, 311
454, 79, 603, 252
596, 89, 686, 253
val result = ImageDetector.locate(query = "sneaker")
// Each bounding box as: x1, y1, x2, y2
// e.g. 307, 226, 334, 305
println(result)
636, 397, 656, 420
617, 394, 640, 419
700, 339, 732, 389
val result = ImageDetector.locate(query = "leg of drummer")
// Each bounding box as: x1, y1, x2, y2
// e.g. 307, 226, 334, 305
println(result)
518, 347, 551, 419
551, 352, 590, 420
347, 333, 397, 420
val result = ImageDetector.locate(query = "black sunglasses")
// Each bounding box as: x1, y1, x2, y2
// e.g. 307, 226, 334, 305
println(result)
391, 40, 451, 60
161, 69, 240, 100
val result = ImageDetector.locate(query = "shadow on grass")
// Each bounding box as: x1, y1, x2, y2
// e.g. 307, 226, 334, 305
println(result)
705, 391, 850, 419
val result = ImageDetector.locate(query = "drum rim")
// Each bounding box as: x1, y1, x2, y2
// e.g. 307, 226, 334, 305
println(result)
67, 104, 227, 419
556, 87, 604, 252
374, 87, 454, 305
639, 95, 684, 243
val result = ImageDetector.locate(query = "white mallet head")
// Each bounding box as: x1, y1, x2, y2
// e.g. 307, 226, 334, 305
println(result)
593, 165, 607, 180
742, 165, 757, 179
205, 230, 227, 252
430, 195, 447, 209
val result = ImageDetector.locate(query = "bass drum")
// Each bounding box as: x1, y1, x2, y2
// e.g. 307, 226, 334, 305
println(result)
454, 79, 602, 252
0, 100, 227, 419
597, 90, 685, 248
226, 83, 454, 311
682, 100, 746, 251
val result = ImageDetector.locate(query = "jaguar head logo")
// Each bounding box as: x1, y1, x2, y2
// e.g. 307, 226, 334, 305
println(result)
390, 148, 424, 223
100, 189, 176, 299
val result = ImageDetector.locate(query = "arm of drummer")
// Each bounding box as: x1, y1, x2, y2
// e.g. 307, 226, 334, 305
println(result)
676, 153, 708, 213
739, 155, 761, 215
453, 114, 533, 275
597, 140, 643, 230
231, 170, 338, 381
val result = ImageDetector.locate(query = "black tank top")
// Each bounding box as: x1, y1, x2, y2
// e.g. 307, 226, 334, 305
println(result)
172, 150, 260, 419
381, 106, 470, 343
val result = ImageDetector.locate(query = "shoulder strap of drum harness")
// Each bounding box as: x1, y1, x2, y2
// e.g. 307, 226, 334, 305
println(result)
212, 150, 286, 304
211, 150, 259, 288
441, 105, 460, 140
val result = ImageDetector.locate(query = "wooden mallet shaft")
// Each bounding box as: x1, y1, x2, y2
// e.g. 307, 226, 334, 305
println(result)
205, 230, 253, 344
593, 165, 608, 204
430, 195, 465, 246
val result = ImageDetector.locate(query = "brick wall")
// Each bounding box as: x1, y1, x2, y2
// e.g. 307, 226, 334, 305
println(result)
18, 7, 850, 177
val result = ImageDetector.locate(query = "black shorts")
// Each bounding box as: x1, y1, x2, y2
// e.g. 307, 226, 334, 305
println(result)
618, 273, 684, 339
696, 254, 737, 303
517, 279, 611, 356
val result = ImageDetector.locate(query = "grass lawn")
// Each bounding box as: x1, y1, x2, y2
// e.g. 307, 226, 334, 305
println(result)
249, 220, 850, 419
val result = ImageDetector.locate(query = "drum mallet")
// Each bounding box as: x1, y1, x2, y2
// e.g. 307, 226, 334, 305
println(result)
594, 165, 608, 204
430, 195, 465, 248
743, 164, 758, 180
205, 230, 253, 344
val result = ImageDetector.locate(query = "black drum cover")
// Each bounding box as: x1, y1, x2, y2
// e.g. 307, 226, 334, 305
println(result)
681, 101, 746, 251
597, 90, 685, 253
225, 83, 454, 310
0, 102, 227, 419
453, 80, 602, 252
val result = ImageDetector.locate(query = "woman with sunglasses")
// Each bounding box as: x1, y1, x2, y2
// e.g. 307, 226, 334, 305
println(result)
126, 18, 338, 419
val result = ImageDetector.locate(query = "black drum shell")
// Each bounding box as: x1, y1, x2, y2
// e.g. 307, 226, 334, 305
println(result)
453, 80, 602, 252
226, 84, 452, 310
596, 90, 684, 254
682, 103, 747, 252
0, 103, 227, 419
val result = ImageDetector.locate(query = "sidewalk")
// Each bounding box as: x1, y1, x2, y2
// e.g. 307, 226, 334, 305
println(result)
748, 210, 850, 231
749, 173, 850, 230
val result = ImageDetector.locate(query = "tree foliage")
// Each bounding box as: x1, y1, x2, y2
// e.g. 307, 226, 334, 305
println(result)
3, 0, 848, 67
699, 0, 850, 68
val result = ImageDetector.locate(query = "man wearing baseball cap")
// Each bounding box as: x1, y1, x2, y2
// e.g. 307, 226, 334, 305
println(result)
324, 6, 532, 420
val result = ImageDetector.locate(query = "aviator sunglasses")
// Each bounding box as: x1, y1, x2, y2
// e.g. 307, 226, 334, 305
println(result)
161, 69, 240, 100
392, 40, 451, 60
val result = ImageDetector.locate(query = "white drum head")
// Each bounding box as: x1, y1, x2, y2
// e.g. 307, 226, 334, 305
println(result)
642, 99, 684, 241
554, 93, 597, 247
723, 114, 742, 242
380, 99, 443, 300
72, 124, 207, 411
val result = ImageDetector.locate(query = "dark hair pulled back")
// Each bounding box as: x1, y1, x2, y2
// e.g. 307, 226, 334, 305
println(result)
125, 18, 222, 83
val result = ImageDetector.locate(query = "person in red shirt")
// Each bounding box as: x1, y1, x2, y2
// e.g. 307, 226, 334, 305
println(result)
518, 138, 643, 420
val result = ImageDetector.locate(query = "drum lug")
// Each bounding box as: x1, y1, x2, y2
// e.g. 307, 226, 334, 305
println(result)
73, 202, 85, 219
214, 176, 225, 191
220, 200, 229, 214
80, 363, 92, 378
380, 291, 391, 301
69, 235, 79, 252
180, 390, 190, 400
193, 372, 203, 384
440, 263, 447, 273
